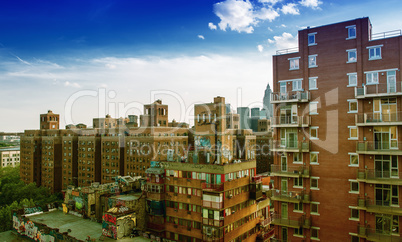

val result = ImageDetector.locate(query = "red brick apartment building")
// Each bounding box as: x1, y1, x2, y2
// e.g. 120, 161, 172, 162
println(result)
270, 17, 402, 241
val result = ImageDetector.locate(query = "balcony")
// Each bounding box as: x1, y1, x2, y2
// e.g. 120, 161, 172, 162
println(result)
357, 226, 402, 242
356, 112, 402, 126
355, 82, 402, 99
271, 140, 310, 153
270, 213, 307, 228
357, 198, 402, 215
259, 216, 273, 227
165, 177, 203, 188
202, 183, 224, 192
203, 200, 223, 209
270, 165, 310, 178
166, 223, 202, 239
203, 218, 224, 227
256, 227, 275, 242
147, 222, 165, 231
356, 142, 402, 155
271, 91, 309, 104
271, 189, 310, 203
271, 116, 310, 128
357, 169, 402, 185
371, 29, 402, 40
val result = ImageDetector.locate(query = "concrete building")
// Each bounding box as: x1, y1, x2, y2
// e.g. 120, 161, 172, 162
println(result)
270, 17, 402, 241
237, 107, 250, 130
0, 147, 20, 167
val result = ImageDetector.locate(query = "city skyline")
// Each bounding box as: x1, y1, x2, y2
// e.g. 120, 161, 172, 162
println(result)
1, 0, 402, 132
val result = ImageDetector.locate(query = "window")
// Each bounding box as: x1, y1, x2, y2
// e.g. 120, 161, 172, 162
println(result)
366, 72, 379, 84
311, 202, 319, 215
349, 126, 358, 140
294, 177, 303, 187
311, 177, 319, 189
375, 184, 399, 206
368, 45, 382, 60
347, 49, 357, 63
311, 227, 319, 240
348, 100, 358, 113
309, 77, 317, 90
350, 208, 359, 220
308, 33, 317, 46
310, 102, 318, 115
310, 152, 318, 164
349, 180, 359, 193
310, 127, 318, 140
294, 203, 303, 212
289, 57, 300, 70
375, 214, 399, 235
294, 228, 303, 236
346, 25, 356, 39
308, 55, 317, 68
349, 153, 359, 166
293, 153, 303, 163
351, 235, 360, 242
292, 79, 302, 91
348, 73, 357, 86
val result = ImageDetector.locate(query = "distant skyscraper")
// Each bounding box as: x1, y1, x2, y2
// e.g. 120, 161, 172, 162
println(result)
237, 107, 250, 129
262, 83, 273, 118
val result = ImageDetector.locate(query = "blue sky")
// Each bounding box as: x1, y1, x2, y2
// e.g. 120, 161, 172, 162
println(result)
1, 0, 402, 132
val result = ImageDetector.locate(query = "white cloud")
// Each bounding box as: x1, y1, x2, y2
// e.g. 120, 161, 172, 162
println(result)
267, 27, 273, 32
0, 53, 272, 131
255, 7, 280, 22
64, 81, 81, 88
257, 45, 264, 52
299, 0, 323, 9
280, 24, 287, 27
208, 22, 217, 30
15, 56, 31, 65
281, 3, 300, 15
268, 32, 298, 50
213, 0, 256, 33
106, 63, 116, 69
198, 35, 205, 40
258, 0, 282, 4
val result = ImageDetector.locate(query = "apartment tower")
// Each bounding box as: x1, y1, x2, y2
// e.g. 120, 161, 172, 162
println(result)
270, 17, 402, 241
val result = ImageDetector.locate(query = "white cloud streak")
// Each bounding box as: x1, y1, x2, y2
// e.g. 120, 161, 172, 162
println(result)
281, 3, 300, 15
299, 0, 323, 10
208, 22, 217, 30
198, 35, 205, 40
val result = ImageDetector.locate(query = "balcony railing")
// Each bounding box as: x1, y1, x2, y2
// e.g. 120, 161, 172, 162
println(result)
257, 227, 275, 242
270, 164, 310, 177
270, 91, 309, 103
358, 226, 402, 241
271, 189, 310, 203
371, 30, 402, 40
201, 182, 224, 192
357, 198, 402, 215
355, 82, 402, 99
260, 217, 273, 227
356, 141, 402, 155
271, 213, 302, 228
202, 235, 223, 242
356, 112, 402, 126
271, 140, 310, 153
357, 169, 402, 185
203, 218, 224, 227
271, 116, 310, 127
203, 200, 223, 209
275, 47, 299, 55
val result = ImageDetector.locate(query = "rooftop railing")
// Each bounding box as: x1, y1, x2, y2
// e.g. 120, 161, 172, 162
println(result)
371, 30, 402, 40
275, 47, 299, 55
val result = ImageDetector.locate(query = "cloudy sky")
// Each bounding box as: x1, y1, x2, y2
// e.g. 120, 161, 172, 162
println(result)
1, 0, 402, 132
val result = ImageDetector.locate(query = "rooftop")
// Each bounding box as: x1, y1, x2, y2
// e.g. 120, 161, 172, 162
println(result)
26, 210, 150, 241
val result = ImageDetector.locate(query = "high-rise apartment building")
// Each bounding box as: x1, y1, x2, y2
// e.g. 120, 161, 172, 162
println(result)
145, 96, 271, 242
270, 17, 402, 241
